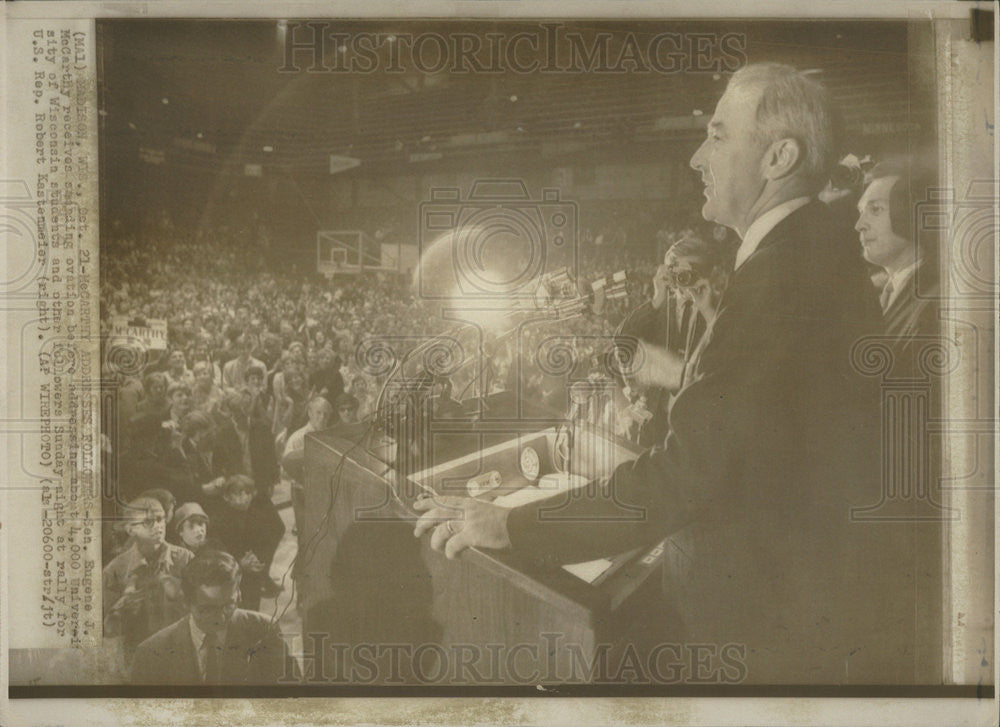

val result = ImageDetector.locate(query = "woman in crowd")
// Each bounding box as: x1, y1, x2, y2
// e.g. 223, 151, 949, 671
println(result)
273, 366, 309, 454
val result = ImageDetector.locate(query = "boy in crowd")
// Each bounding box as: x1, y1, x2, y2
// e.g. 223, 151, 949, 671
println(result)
171, 501, 214, 555
133, 372, 169, 424
222, 332, 266, 389
245, 363, 272, 421
334, 393, 360, 425
163, 349, 195, 390
214, 387, 280, 500
165, 382, 193, 429
138, 488, 177, 528
164, 410, 226, 505
103, 497, 193, 663
347, 375, 373, 421
204, 475, 285, 610
191, 360, 222, 415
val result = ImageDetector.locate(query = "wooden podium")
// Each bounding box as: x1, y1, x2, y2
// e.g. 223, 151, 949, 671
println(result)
300, 420, 666, 685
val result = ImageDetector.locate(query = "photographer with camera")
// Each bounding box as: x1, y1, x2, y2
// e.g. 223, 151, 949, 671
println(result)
615, 234, 730, 444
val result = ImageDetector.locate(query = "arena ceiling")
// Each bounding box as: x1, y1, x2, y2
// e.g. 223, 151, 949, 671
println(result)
99, 20, 922, 174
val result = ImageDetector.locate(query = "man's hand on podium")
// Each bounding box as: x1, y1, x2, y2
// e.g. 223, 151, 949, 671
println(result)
413, 495, 512, 560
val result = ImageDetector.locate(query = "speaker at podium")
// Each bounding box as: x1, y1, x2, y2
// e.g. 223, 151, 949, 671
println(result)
299, 316, 671, 686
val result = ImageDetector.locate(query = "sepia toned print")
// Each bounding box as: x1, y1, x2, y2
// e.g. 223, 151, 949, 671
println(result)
1, 4, 996, 726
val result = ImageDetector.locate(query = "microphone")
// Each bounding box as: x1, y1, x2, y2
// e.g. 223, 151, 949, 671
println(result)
525, 268, 629, 319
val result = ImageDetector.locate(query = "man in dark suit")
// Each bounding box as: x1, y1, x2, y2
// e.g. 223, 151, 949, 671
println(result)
131, 550, 292, 685
415, 63, 934, 683
213, 387, 280, 499
163, 411, 225, 506
853, 160, 944, 652
856, 158, 940, 365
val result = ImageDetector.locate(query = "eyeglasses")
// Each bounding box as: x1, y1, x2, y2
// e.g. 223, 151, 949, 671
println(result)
135, 515, 166, 529
192, 600, 238, 618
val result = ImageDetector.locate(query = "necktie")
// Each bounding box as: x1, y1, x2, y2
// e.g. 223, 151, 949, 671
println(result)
879, 280, 895, 313
203, 631, 222, 683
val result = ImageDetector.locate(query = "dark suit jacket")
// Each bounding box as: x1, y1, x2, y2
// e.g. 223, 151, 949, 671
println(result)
203, 495, 286, 567
130, 609, 291, 685
882, 257, 941, 374
212, 414, 280, 489
617, 294, 701, 359
508, 201, 931, 683
162, 439, 215, 505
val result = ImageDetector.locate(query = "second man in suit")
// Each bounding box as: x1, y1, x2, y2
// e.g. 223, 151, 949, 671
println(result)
131, 550, 291, 685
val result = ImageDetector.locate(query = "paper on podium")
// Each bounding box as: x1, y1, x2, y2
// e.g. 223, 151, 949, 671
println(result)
491, 472, 589, 509
490, 473, 613, 583
561, 558, 615, 584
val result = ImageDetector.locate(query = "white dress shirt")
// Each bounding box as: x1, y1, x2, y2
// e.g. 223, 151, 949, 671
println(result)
734, 196, 811, 270
881, 258, 921, 312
